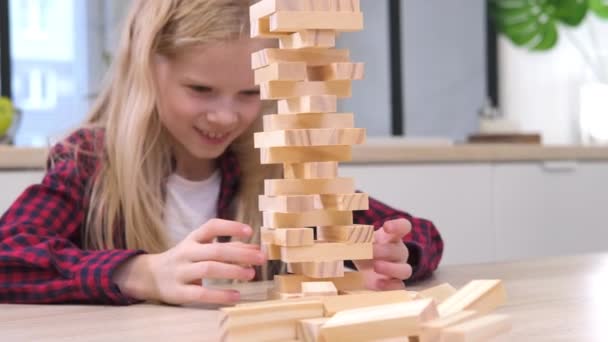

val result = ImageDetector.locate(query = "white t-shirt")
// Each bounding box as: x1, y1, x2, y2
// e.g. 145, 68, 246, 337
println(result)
163, 171, 221, 246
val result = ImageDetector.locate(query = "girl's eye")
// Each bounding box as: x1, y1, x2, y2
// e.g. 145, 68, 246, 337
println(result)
240, 89, 260, 96
189, 85, 213, 93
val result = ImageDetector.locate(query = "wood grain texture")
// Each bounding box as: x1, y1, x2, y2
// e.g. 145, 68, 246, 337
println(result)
301, 281, 338, 297
252, 49, 350, 70
264, 114, 353, 132
288, 260, 345, 278
274, 272, 365, 294
438, 280, 507, 317
254, 62, 307, 84
277, 95, 338, 114
283, 162, 339, 179
264, 178, 354, 196
254, 128, 365, 148
263, 210, 353, 228
260, 80, 352, 100
280, 30, 336, 49
307, 63, 365, 81
260, 145, 352, 164
279, 242, 371, 262
250, 0, 360, 23
259, 193, 368, 212
316, 225, 374, 244
269, 11, 364, 32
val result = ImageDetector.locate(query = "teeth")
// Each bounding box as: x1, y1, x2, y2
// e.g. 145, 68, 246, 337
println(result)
199, 128, 227, 140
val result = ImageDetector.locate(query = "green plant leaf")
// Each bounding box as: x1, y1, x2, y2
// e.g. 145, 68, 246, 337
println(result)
589, 0, 608, 18
554, 0, 588, 26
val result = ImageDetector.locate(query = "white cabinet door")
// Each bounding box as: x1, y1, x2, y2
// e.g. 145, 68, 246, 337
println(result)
341, 164, 494, 265
493, 162, 608, 261
0, 171, 45, 215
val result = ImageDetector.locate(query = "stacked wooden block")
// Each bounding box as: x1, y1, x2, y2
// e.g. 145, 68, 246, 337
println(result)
220, 279, 511, 341
251, 0, 372, 294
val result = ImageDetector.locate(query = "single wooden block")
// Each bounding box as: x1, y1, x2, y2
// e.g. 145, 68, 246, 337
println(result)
250, 0, 360, 23
260, 145, 352, 164
252, 48, 350, 70
254, 128, 365, 148
440, 314, 511, 342
438, 280, 507, 317
273, 228, 315, 247
274, 272, 365, 294
260, 80, 352, 100
259, 193, 368, 213
280, 30, 336, 49
264, 178, 354, 196
320, 299, 438, 341
297, 317, 330, 342
254, 62, 307, 85
417, 310, 478, 342
302, 281, 338, 297
263, 210, 353, 228
322, 290, 414, 316
279, 242, 371, 262
283, 162, 339, 179
262, 243, 282, 260
317, 225, 374, 244
308, 63, 365, 81
277, 95, 338, 114
417, 283, 458, 304
264, 113, 352, 132
251, 16, 292, 39
289, 260, 345, 278
267, 288, 305, 300
269, 11, 364, 32
261, 227, 276, 244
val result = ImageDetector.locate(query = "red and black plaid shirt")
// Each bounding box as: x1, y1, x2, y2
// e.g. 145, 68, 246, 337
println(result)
0, 129, 443, 305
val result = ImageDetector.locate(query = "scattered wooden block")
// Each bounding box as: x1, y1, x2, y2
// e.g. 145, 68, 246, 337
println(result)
264, 178, 355, 196
260, 80, 352, 100
252, 48, 350, 70
440, 314, 511, 342
322, 290, 415, 316
280, 30, 336, 49
254, 128, 365, 148
260, 145, 352, 164
417, 283, 458, 304
289, 260, 345, 278
298, 317, 330, 342
302, 281, 338, 296
267, 289, 305, 300
276, 95, 338, 114
417, 310, 478, 342
263, 210, 353, 228
317, 225, 374, 244
264, 113, 352, 132
254, 62, 307, 84
274, 272, 365, 294
269, 11, 364, 32
320, 299, 438, 341
283, 162, 340, 179
438, 280, 507, 317
259, 193, 368, 213
308, 62, 365, 81
250, 0, 360, 23
280, 242, 372, 263
273, 228, 315, 247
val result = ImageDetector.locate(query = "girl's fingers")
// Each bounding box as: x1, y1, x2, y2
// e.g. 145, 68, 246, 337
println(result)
373, 242, 409, 262
181, 261, 256, 283
181, 285, 241, 305
375, 277, 407, 291
373, 260, 413, 280
190, 219, 252, 243
374, 219, 412, 244
187, 243, 267, 265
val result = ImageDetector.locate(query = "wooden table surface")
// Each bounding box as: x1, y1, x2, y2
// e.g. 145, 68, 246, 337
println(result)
1, 253, 607, 341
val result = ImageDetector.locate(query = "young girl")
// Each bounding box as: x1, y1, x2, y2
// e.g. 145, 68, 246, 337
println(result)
0, 0, 443, 305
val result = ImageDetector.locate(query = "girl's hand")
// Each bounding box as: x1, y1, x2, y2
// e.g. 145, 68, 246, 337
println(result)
113, 219, 266, 305
353, 218, 413, 291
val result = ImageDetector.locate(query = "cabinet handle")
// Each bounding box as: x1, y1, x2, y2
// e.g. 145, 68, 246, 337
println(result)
541, 160, 578, 172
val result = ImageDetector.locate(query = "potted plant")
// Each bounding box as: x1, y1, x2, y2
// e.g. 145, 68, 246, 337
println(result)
0, 96, 21, 145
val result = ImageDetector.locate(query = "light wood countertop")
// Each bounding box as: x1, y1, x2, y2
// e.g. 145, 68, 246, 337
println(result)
1, 253, 606, 341
3, 139, 608, 170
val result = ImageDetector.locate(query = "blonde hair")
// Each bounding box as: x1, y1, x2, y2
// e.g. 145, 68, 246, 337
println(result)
78, 0, 277, 253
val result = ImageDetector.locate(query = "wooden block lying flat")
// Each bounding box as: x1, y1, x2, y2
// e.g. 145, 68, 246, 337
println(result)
283, 162, 339, 179
289, 260, 345, 278
417, 283, 458, 304
302, 281, 338, 296
321, 299, 438, 342
280, 242, 371, 262
262, 243, 282, 260
273, 228, 315, 247
270, 11, 364, 32
260, 145, 352, 164
274, 272, 365, 294
260, 80, 352, 100
263, 210, 353, 228
322, 290, 415, 316
317, 225, 374, 244
254, 128, 365, 148
251, 16, 292, 39
254, 62, 307, 84
438, 280, 507, 317
417, 310, 478, 342
264, 113, 352, 132
277, 95, 338, 114
261, 227, 276, 244
280, 30, 336, 49
250, 0, 360, 23
259, 193, 368, 213
265, 178, 354, 196
252, 48, 350, 70
308, 63, 365, 81
440, 314, 511, 342
298, 317, 330, 342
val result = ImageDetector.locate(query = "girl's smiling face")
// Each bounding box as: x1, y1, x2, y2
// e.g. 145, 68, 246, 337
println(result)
154, 39, 265, 177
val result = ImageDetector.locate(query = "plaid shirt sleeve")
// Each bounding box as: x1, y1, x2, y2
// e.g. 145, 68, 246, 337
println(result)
353, 195, 444, 282
0, 130, 144, 305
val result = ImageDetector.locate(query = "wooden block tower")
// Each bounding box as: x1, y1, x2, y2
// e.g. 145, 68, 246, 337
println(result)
250, 0, 371, 295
